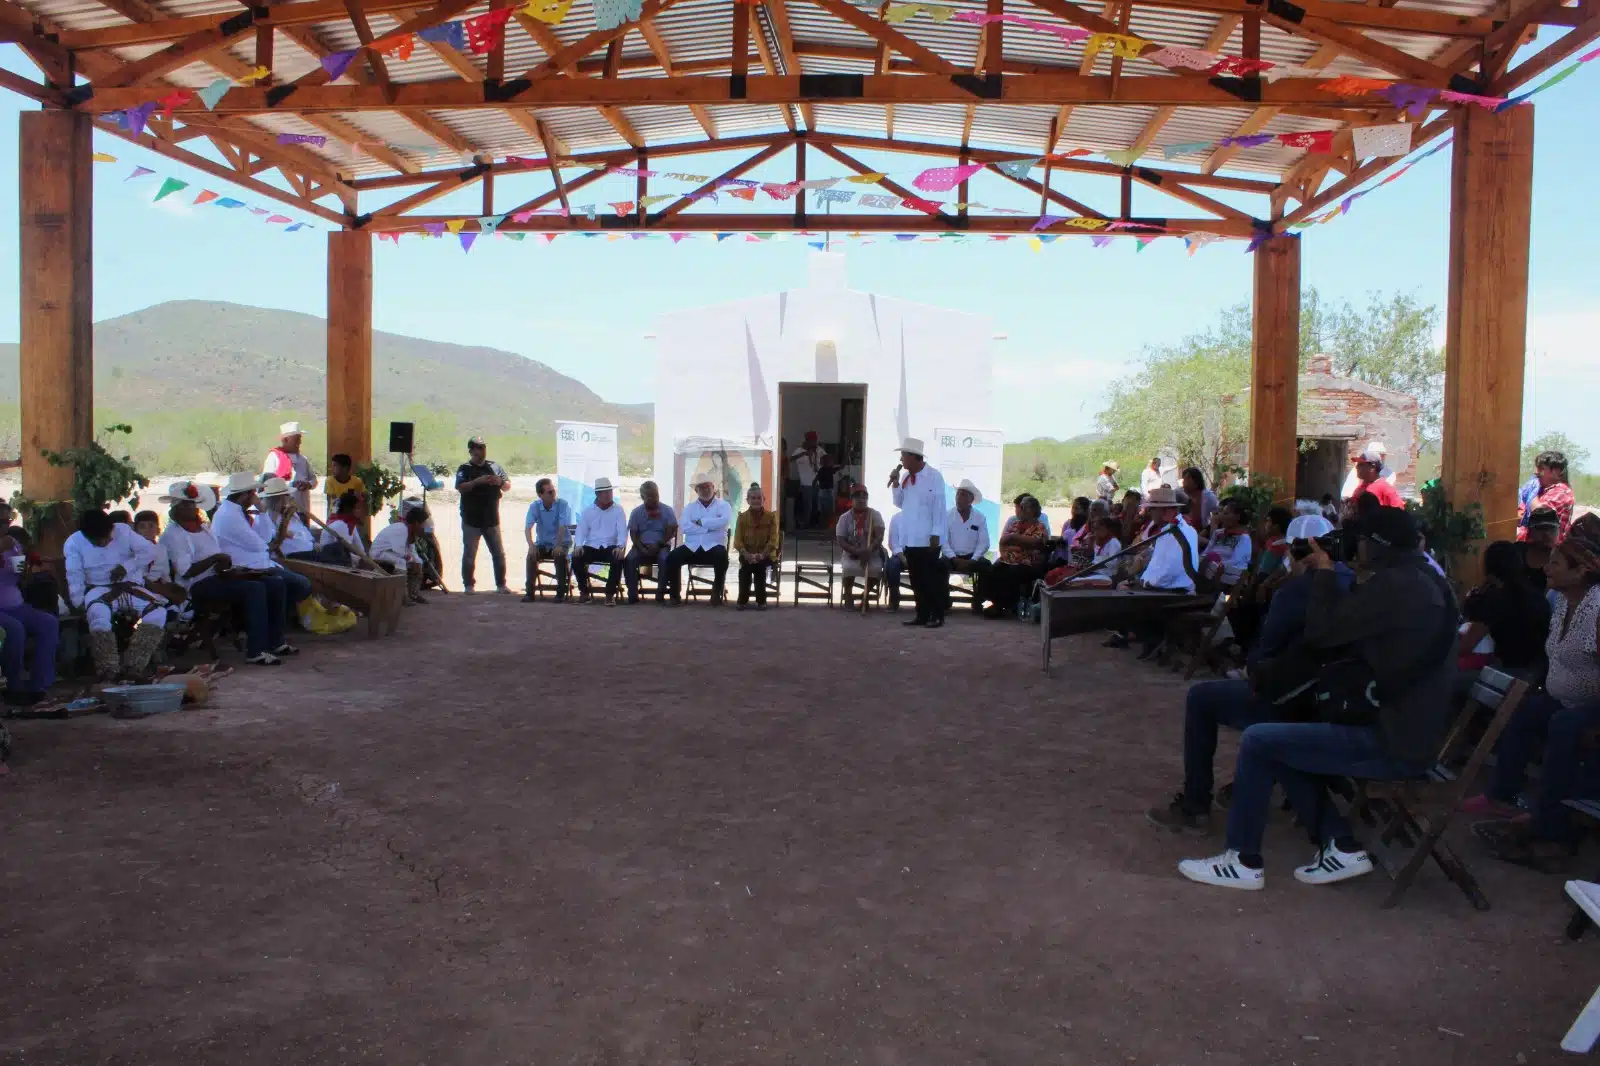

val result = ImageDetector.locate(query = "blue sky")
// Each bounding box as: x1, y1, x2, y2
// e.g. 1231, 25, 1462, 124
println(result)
0, 41, 1596, 453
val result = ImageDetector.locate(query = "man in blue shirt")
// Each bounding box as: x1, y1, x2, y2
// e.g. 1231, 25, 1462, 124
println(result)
522, 477, 571, 602
624, 480, 678, 605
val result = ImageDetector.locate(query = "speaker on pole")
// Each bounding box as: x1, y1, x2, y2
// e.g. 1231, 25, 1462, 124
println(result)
388, 421, 415, 454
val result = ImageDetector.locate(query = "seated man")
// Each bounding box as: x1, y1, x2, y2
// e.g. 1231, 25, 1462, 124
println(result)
625, 480, 677, 605
1110, 485, 1201, 656
667, 475, 733, 605
1147, 514, 1355, 833
64, 508, 169, 681
214, 473, 310, 632
733, 483, 781, 610
160, 480, 294, 665
318, 491, 366, 565
1175, 507, 1456, 892
882, 511, 907, 610
574, 477, 627, 604
835, 485, 885, 608
371, 507, 431, 606
523, 477, 572, 602
256, 477, 320, 562
943, 478, 992, 614
323, 452, 367, 517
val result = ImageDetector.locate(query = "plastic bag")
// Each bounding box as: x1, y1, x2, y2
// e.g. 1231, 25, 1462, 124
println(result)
299, 597, 358, 635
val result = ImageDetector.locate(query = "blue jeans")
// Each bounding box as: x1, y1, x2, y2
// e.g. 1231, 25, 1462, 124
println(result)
1490, 693, 1600, 843
0, 602, 59, 693
462, 523, 507, 589
276, 566, 313, 608
192, 574, 286, 656
1182, 680, 1277, 810
1225, 722, 1426, 856
624, 546, 671, 599
884, 554, 905, 604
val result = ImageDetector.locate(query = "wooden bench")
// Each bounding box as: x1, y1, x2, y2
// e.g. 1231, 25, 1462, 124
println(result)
1562, 880, 1600, 1051
1040, 586, 1210, 674
281, 559, 405, 638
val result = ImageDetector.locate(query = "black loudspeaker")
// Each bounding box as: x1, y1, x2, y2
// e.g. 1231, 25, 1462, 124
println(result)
388, 421, 415, 454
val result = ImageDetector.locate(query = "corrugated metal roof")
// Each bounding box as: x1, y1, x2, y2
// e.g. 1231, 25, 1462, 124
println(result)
16, 0, 1550, 206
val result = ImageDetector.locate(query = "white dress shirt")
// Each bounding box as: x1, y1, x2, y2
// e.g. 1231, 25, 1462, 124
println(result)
791, 448, 819, 486
680, 497, 733, 551
1092, 536, 1123, 564
160, 522, 224, 590
887, 512, 905, 556
212, 499, 275, 570
1340, 463, 1396, 499
1140, 467, 1163, 494
254, 511, 316, 557
1141, 517, 1200, 593
943, 507, 990, 559
1210, 530, 1254, 585
370, 522, 419, 567
319, 519, 365, 553
576, 502, 628, 549
891, 463, 947, 549
140, 538, 172, 585
64, 524, 159, 607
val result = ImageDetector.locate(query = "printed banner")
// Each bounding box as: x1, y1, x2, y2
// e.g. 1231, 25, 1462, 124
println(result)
555, 421, 620, 516
932, 428, 1004, 547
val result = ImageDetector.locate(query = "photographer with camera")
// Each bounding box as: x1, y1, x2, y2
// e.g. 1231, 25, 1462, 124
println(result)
1173, 507, 1458, 892
1147, 514, 1354, 835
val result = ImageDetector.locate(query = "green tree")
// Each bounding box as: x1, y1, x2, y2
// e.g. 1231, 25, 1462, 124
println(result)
1302, 290, 1445, 444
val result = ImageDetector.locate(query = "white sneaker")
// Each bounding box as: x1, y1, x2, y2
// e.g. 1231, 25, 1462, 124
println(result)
1178, 850, 1265, 891
1294, 843, 1374, 885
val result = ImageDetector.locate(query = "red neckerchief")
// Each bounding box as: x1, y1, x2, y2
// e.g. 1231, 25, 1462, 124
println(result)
852, 510, 869, 539
177, 516, 204, 533
904, 471, 918, 486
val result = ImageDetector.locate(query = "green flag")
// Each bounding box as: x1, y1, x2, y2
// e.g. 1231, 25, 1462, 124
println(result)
153, 177, 188, 202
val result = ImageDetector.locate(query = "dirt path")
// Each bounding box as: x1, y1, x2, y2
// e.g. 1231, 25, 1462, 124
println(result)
0, 599, 1589, 1065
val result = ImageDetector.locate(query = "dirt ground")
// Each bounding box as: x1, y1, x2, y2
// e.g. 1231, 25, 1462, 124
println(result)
1, 598, 1595, 1066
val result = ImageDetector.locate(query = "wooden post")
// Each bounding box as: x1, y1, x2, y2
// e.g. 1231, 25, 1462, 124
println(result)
1250, 233, 1300, 499
1442, 104, 1533, 541
19, 109, 93, 525
326, 230, 373, 470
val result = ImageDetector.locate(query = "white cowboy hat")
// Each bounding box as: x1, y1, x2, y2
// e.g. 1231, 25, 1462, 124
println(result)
693, 471, 717, 487
954, 479, 983, 503
224, 472, 259, 496
1102, 460, 1120, 473
257, 476, 292, 499
279, 421, 304, 438
157, 480, 218, 511
898, 437, 925, 457
592, 477, 615, 493
1287, 515, 1335, 540
1145, 486, 1182, 508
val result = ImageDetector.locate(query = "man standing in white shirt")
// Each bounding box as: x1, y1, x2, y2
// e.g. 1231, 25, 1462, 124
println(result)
1338, 440, 1396, 500
943, 479, 992, 616
263, 422, 318, 513
1140, 457, 1164, 495
668, 474, 734, 605
889, 437, 949, 629
574, 476, 628, 604
789, 431, 825, 529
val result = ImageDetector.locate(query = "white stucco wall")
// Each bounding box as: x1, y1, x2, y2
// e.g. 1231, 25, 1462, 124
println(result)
651, 254, 996, 518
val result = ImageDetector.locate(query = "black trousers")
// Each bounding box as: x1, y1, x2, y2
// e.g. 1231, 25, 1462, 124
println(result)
526, 546, 570, 597
666, 544, 728, 598
947, 555, 993, 611
738, 562, 771, 604
986, 562, 1045, 612
573, 546, 622, 599
903, 546, 945, 621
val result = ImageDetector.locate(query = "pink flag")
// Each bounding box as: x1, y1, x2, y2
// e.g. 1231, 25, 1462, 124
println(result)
511, 209, 536, 222
266, 214, 292, 223
912, 164, 983, 192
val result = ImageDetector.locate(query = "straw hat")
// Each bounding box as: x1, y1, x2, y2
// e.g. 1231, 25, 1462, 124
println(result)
224, 472, 259, 496
257, 476, 292, 499
1145, 486, 1182, 508
157, 480, 218, 511
954, 478, 983, 503
1102, 460, 1120, 473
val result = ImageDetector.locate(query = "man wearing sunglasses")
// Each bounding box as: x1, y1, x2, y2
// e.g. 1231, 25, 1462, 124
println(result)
523, 477, 572, 601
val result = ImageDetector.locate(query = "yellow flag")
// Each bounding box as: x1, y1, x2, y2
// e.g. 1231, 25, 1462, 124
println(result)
522, 0, 574, 24
1102, 148, 1142, 168
1027, 237, 1042, 253
846, 173, 885, 184
239, 65, 271, 85
445, 219, 466, 233
884, 3, 922, 23
1084, 32, 1150, 60
927, 3, 956, 19
1063, 217, 1110, 230
91, 152, 117, 163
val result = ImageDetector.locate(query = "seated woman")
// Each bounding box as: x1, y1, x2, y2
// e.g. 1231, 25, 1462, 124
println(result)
1465, 523, 1600, 867
0, 518, 58, 707
1065, 496, 1091, 542
1200, 498, 1254, 589
1518, 449, 1576, 542
1456, 540, 1550, 676
983, 495, 1048, 619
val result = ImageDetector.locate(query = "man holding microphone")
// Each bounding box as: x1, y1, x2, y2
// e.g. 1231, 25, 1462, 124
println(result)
890, 437, 948, 629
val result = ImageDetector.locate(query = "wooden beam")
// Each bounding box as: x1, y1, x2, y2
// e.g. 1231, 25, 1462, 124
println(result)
97, 16, 256, 88
1250, 233, 1301, 499
91, 73, 1443, 112
327, 231, 374, 469
1131, 0, 1499, 35
765, 0, 813, 127
812, 140, 938, 213
744, 2, 795, 131
732, 0, 751, 79
343, 0, 395, 101
988, 160, 1106, 220
1277, 114, 1454, 226
1261, 9, 1455, 85
804, 0, 961, 74
652, 140, 790, 222
19, 110, 93, 519
1442, 104, 1534, 541
638, 17, 721, 136
366, 211, 1260, 235
520, 0, 687, 80
1129, 12, 1241, 157
877, 0, 894, 138
1491, 7, 1600, 92
538, 118, 572, 218
497, 164, 611, 221
254, 22, 275, 83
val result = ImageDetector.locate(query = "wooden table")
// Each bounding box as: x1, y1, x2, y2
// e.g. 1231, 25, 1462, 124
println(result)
1040, 585, 1211, 674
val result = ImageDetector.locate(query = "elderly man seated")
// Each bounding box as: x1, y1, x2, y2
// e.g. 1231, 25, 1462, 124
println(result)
160, 479, 295, 665
734, 483, 781, 610
214, 473, 311, 632
1111, 484, 1201, 657
944, 479, 992, 614
625, 480, 678, 605
65, 508, 170, 681
667, 474, 733, 605
836, 485, 886, 608
574, 477, 628, 605
523, 477, 573, 602
372, 506, 431, 605
256, 477, 320, 562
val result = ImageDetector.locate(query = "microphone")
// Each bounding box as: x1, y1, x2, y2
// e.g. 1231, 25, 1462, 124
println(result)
887, 463, 903, 488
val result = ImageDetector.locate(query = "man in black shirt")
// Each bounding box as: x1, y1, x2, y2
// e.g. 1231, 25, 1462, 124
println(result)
455, 436, 511, 594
